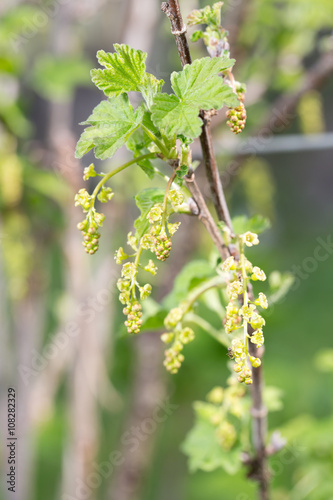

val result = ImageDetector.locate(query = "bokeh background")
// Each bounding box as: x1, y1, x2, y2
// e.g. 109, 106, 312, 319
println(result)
1, 0, 333, 499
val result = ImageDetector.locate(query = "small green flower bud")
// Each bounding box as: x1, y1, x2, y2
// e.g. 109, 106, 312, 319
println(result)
97, 186, 114, 203
251, 266, 266, 281
114, 247, 128, 265
161, 332, 174, 344
255, 292, 268, 309
83, 163, 97, 181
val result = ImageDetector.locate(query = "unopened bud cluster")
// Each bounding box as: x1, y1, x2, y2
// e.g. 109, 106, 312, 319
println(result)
75, 187, 106, 255
221, 231, 268, 384
226, 98, 247, 135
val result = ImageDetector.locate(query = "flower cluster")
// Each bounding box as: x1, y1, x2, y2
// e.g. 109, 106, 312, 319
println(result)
114, 185, 182, 334
221, 231, 268, 384
75, 164, 114, 255
75, 188, 105, 255
141, 201, 181, 262
161, 306, 195, 374
115, 234, 153, 334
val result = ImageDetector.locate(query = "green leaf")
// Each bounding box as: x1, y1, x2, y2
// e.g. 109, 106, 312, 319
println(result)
75, 94, 143, 160
134, 188, 165, 238
90, 44, 164, 107
151, 57, 238, 138
232, 214, 271, 235
163, 259, 214, 309
181, 415, 242, 474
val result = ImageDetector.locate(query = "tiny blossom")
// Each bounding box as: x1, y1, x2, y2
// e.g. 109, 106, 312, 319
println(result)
251, 266, 266, 281
114, 247, 128, 265
121, 262, 137, 279
139, 283, 152, 300
144, 259, 157, 275
147, 204, 163, 224
117, 278, 130, 292
83, 163, 97, 181
239, 304, 256, 321
224, 318, 240, 334
127, 232, 138, 251
119, 291, 130, 304
180, 327, 195, 344
227, 280, 243, 300
167, 222, 181, 236
250, 329, 264, 347
255, 292, 268, 309
97, 186, 114, 203
94, 212, 105, 226
250, 312, 265, 329
168, 189, 184, 209
231, 339, 244, 358
226, 303, 239, 317
243, 231, 259, 247
161, 332, 174, 344
141, 234, 154, 250
221, 256, 236, 272
75, 188, 91, 211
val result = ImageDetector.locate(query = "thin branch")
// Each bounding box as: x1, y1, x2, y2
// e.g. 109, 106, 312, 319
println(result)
161, 0, 233, 231
162, 2, 270, 497
161, 1, 192, 67
185, 172, 229, 260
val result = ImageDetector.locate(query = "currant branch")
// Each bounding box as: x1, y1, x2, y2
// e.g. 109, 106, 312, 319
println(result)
162, 2, 270, 497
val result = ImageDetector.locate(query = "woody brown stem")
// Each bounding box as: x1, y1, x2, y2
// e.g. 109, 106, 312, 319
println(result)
162, 1, 269, 498
161, 1, 233, 230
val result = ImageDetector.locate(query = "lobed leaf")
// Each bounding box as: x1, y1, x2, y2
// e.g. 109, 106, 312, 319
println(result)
91, 44, 164, 107
151, 57, 238, 138
181, 415, 242, 474
75, 94, 143, 160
